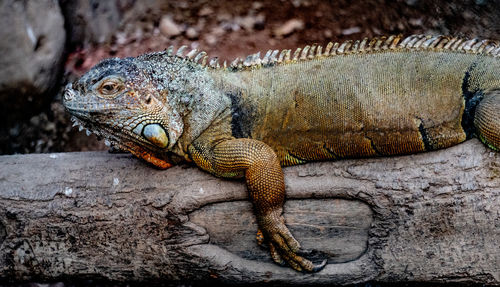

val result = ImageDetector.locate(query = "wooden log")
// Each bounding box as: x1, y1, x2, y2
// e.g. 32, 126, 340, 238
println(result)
0, 139, 498, 285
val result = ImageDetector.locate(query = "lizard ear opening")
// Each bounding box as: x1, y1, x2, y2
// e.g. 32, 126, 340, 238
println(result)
143, 124, 169, 148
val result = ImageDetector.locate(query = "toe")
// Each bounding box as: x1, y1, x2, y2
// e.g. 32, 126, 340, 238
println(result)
269, 242, 286, 266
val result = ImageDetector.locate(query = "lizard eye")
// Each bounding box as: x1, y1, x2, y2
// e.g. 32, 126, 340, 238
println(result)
98, 79, 124, 97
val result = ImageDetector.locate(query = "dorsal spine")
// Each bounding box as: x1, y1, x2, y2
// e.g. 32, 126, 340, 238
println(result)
162, 34, 500, 72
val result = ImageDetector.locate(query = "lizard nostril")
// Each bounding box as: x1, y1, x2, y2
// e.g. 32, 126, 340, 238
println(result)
63, 83, 76, 102
64, 90, 74, 101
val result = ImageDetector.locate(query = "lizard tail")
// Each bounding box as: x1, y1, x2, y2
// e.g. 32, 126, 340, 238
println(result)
474, 89, 500, 151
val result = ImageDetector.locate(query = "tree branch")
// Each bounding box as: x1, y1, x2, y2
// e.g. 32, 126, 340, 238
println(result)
0, 139, 498, 285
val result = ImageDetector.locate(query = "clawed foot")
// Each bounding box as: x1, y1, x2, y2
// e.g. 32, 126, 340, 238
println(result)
257, 210, 327, 272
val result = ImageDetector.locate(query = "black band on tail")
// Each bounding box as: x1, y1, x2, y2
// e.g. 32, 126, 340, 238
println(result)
461, 62, 484, 139
418, 121, 432, 151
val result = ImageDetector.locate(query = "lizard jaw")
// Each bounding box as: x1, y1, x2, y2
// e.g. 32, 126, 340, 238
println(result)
127, 145, 173, 169
70, 116, 173, 169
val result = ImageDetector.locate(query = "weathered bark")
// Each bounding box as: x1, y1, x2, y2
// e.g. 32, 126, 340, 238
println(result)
0, 139, 498, 285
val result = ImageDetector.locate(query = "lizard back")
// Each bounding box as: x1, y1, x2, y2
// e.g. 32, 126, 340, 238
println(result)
216, 41, 500, 166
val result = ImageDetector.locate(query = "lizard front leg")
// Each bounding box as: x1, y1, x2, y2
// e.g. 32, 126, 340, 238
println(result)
189, 138, 326, 272
474, 89, 500, 151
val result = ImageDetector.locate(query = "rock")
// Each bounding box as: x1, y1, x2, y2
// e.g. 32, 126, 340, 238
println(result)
273, 19, 304, 38
237, 13, 266, 31
238, 16, 256, 31
0, 0, 65, 124
341, 26, 361, 35
198, 6, 214, 17
216, 13, 232, 22
60, 1, 174, 46
220, 21, 241, 32
205, 34, 218, 46
405, 0, 419, 5
60, 0, 122, 46
409, 18, 423, 27
114, 31, 128, 46
159, 16, 183, 38
253, 13, 266, 30
186, 27, 199, 39
323, 29, 333, 38
251, 2, 263, 10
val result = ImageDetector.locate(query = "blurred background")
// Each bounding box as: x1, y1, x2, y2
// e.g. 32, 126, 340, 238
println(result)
0, 0, 499, 156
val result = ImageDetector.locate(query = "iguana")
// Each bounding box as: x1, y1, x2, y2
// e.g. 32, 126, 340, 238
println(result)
63, 34, 500, 272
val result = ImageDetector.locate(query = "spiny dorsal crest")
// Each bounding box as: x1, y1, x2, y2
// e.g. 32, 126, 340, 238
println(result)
167, 35, 500, 72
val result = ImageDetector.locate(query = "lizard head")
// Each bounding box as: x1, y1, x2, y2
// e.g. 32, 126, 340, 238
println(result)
63, 57, 184, 169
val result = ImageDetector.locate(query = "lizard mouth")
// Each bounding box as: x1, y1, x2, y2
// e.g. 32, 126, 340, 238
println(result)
68, 115, 173, 169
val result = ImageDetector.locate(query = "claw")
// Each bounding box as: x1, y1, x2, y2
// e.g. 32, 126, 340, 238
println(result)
311, 259, 328, 272
257, 209, 326, 272
296, 249, 329, 272
297, 248, 329, 260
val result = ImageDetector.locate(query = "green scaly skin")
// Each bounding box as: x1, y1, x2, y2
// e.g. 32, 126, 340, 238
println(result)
63, 35, 500, 272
